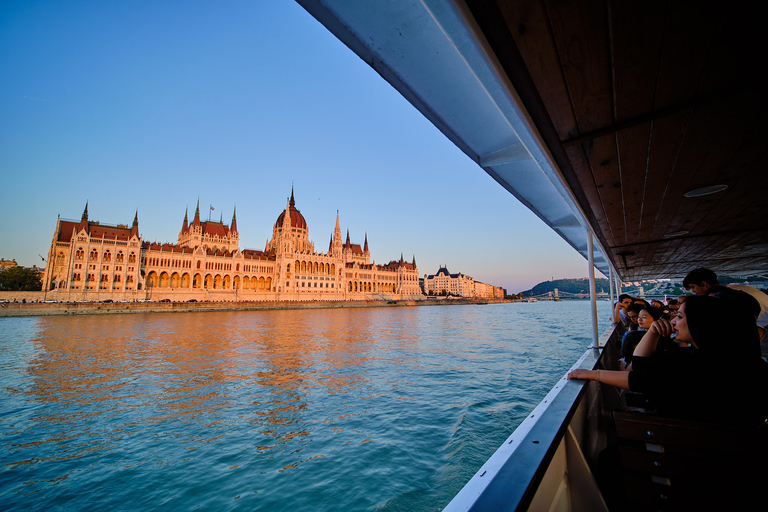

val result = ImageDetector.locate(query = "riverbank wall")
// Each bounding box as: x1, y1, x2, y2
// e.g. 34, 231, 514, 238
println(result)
0, 297, 510, 317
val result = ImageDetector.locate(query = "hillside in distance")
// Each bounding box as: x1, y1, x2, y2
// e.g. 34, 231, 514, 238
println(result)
520, 278, 610, 297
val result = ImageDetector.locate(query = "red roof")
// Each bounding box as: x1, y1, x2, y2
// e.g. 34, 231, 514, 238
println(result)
59, 220, 134, 242
201, 221, 230, 237
56, 221, 78, 242
275, 206, 308, 230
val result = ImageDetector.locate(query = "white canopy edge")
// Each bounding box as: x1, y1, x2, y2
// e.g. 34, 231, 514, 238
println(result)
296, 0, 613, 278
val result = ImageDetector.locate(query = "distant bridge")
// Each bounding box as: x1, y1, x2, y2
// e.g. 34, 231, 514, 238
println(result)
527, 289, 676, 301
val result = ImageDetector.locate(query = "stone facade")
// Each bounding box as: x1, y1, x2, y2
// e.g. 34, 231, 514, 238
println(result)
423, 266, 505, 298
43, 190, 423, 302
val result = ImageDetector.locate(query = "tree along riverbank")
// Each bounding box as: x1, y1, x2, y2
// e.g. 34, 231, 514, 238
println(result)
0, 297, 509, 318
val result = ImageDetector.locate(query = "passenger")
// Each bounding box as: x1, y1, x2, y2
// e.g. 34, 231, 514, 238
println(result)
622, 304, 641, 333
612, 294, 633, 327
568, 295, 767, 425
759, 324, 768, 362
620, 306, 665, 368
666, 298, 679, 314
682, 267, 719, 295
683, 267, 761, 323
726, 283, 768, 325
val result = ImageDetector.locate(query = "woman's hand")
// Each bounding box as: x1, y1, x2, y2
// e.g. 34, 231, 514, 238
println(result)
567, 369, 596, 381
648, 317, 674, 338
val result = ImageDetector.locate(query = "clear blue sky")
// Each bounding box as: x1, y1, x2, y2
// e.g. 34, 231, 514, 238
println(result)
0, 0, 600, 293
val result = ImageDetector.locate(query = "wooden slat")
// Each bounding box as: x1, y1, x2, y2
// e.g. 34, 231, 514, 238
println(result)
609, 0, 665, 123
651, 3, 719, 111
544, 0, 612, 134
565, 144, 615, 247
585, 134, 625, 245
498, 0, 578, 141
615, 123, 651, 247
640, 112, 690, 241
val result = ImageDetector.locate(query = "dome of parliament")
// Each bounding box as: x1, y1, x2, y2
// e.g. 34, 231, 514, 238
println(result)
274, 190, 307, 230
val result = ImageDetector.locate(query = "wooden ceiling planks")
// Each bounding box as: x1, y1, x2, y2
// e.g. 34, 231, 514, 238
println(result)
497, 0, 578, 141
585, 134, 624, 245
608, 0, 665, 124
544, 0, 612, 134
472, 0, 768, 279
651, 3, 719, 112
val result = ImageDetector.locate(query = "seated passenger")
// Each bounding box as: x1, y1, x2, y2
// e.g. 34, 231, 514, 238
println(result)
620, 306, 664, 367
612, 294, 634, 327
568, 295, 767, 426
664, 298, 680, 320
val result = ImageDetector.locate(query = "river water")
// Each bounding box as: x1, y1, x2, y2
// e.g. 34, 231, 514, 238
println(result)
1, 301, 610, 511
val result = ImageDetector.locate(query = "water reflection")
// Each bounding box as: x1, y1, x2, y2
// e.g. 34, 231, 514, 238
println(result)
1, 302, 609, 511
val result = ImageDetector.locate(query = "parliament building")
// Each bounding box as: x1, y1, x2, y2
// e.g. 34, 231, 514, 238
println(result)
42, 189, 423, 302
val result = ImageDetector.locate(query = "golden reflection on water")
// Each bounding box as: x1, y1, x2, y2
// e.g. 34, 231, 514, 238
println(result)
23, 309, 421, 455
3, 302, 611, 511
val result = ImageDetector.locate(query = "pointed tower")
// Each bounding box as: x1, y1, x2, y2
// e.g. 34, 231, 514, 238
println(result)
231, 207, 238, 233
332, 211, 343, 257
283, 198, 292, 231
131, 210, 139, 239
192, 199, 201, 227
364, 233, 369, 253
78, 202, 90, 233
181, 208, 189, 233
345, 229, 351, 250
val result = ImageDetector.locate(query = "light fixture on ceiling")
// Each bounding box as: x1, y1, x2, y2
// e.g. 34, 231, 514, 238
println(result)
683, 184, 728, 198
664, 230, 689, 238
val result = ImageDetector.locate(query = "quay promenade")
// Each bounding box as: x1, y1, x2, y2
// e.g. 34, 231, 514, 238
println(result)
0, 297, 507, 318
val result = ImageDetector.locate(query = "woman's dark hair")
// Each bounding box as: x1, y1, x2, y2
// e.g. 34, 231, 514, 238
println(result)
640, 305, 663, 321
683, 295, 759, 359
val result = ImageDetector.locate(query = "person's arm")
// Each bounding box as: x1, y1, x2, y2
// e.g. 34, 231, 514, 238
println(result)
632, 318, 674, 358
613, 302, 623, 324
567, 368, 630, 389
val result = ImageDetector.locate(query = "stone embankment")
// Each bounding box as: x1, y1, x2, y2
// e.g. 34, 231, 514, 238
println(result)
0, 297, 509, 317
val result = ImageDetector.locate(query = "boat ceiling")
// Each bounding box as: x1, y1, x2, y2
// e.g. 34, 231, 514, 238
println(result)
297, 0, 768, 281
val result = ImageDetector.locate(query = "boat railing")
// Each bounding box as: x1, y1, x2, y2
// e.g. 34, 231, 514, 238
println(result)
444, 323, 623, 512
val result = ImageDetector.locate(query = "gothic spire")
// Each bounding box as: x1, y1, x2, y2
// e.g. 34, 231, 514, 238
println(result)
364, 232, 368, 253
289, 185, 296, 209
131, 210, 139, 238
231, 206, 237, 233
283, 198, 292, 230
334, 210, 341, 240
193, 198, 201, 226
81, 201, 89, 222
182, 207, 189, 232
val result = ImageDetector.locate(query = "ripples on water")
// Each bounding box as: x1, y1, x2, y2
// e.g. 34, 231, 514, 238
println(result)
0, 301, 609, 511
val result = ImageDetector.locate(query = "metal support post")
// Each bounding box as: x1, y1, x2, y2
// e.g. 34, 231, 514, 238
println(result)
587, 230, 599, 348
